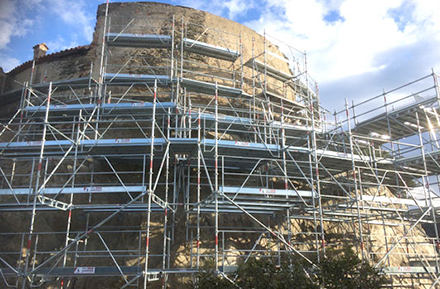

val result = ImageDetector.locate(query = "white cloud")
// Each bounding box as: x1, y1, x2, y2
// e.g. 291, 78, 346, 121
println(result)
222, 0, 253, 20
176, 0, 253, 21
0, 0, 94, 71
0, 0, 35, 50
245, 0, 440, 87
0, 53, 21, 72
173, 0, 221, 17
47, 0, 94, 43
46, 35, 79, 53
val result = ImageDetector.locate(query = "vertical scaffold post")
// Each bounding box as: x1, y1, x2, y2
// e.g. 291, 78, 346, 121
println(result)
431, 69, 440, 265
188, 89, 192, 138
281, 100, 288, 191
281, 99, 291, 251
308, 90, 320, 262
252, 37, 256, 132
61, 110, 82, 289
345, 98, 365, 260
162, 108, 171, 288
383, 89, 394, 154
181, 17, 184, 81
21, 82, 52, 289
240, 34, 243, 91
306, 52, 325, 257
432, 69, 440, 108
144, 79, 157, 289
17, 82, 27, 142
416, 111, 429, 205
29, 60, 36, 86
95, 0, 109, 140
197, 108, 201, 269
263, 30, 267, 93
171, 15, 175, 81
214, 81, 219, 273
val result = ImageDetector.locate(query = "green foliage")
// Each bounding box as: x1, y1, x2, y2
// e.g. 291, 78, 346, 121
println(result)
237, 257, 316, 289
194, 247, 386, 289
193, 260, 231, 289
319, 247, 386, 289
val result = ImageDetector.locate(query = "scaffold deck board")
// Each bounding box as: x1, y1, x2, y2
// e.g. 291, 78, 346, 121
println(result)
0, 185, 147, 196
256, 91, 306, 111
354, 95, 438, 140
0, 203, 165, 212
183, 38, 239, 61
24, 102, 175, 116
0, 138, 393, 170
384, 266, 439, 275
106, 33, 172, 48
0, 266, 196, 277
220, 186, 315, 198
245, 59, 293, 82
180, 78, 244, 97
105, 73, 171, 86
31, 77, 93, 89
396, 149, 440, 174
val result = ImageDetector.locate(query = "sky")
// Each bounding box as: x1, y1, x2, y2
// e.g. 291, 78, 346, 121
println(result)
0, 0, 439, 111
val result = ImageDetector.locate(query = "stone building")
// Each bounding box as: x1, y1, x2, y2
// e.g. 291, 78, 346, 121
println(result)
0, 2, 439, 288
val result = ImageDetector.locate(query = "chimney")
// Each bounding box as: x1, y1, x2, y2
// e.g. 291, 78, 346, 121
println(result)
33, 43, 49, 60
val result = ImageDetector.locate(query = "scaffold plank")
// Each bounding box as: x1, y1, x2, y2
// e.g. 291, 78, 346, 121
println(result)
183, 38, 239, 61
24, 102, 175, 116
0, 266, 197, 277
105, 73, 171, 86
180, 78, 243, 97
220, 186, 314, 198
245, 60, 293, 82
396, 149, 440, 173
354, 95, 439, 140
106, 33, 172, 48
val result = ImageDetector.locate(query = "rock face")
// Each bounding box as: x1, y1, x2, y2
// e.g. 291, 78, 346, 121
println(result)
0, 2, 438, 289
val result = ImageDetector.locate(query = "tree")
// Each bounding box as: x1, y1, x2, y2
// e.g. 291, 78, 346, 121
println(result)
237, 257, 317, 289
194, 247, 386, 289
193, 260, 231, 289
319, 247, 386, 289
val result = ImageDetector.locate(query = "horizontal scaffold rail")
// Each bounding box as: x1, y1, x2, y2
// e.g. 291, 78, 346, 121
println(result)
0, 203, 166, 212
104, 73, 171, 86
0, 185, 149, 196
180, 78, 248, 97
189, 186, 317, 214
182, 38, 239, 61
0, 265, 433, 278
396, 149, 440, 174
0, 138, 394, 167
245, 59, 293, 82
220, 186, 315, 198
24, 102, 175, 116
384, 266, 440, 275
30, 77, 93, 89
0, 266, 196, 278
354, 95, 439, 140
106, 33, 172, 48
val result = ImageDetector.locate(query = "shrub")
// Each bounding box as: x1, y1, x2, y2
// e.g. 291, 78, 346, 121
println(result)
194, 247, 386, 288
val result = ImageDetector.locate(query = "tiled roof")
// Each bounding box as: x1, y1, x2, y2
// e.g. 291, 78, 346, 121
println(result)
7, 45, 91, 75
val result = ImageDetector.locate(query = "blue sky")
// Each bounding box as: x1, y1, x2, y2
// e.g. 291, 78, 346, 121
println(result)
0, 0, 439, 111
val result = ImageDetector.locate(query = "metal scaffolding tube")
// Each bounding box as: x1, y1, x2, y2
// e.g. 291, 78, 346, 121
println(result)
144, 79, 157, 289
21, 82, 52, 289
345, 99, 365, 259
1, 7, 440, 288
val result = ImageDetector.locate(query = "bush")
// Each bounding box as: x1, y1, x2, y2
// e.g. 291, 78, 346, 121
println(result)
319, 247, 386, 289
194, 247, 386, 289
193, 261, 231, 289
237, 257, 317, 289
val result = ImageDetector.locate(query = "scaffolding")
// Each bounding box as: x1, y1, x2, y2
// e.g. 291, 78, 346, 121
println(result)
0, 3, 440, 288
